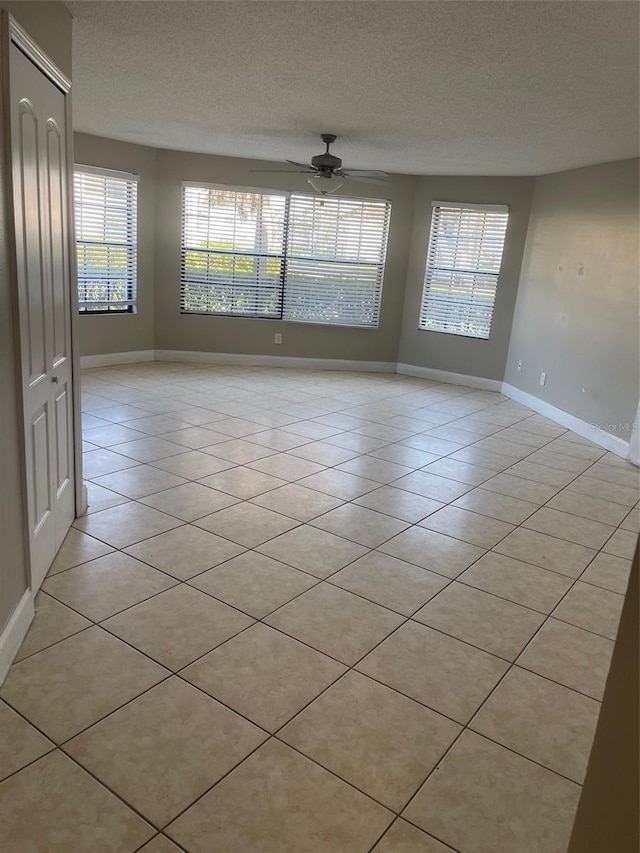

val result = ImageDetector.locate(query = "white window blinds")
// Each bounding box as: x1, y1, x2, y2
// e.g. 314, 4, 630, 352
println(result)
74, 167, 138, 312
419, 201, 509, 339
181, 186, 287, 318
180, 183, 391, 327
283, 194, 390, 327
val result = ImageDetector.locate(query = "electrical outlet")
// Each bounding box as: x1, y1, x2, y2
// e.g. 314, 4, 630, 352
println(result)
517, 360, 523, 372
274, 333, 282, 345
540, 372, 546, 386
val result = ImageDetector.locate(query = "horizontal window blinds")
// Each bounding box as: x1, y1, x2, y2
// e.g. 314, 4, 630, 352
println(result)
180, 184, 391, 327
181, 186, 287, 318
419, 201, 509, 339
74, 168, 138, 312
284, 194, 390, 327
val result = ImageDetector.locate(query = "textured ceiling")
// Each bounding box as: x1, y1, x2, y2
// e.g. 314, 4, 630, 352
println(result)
66, 0, 639, 176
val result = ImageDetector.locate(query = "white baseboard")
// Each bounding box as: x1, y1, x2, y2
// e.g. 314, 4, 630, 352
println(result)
0, 590, 34, 685
396, 363, 503, 392
502, 383, 632, 459
154, 349, 397, 373
80, 350, 155, 369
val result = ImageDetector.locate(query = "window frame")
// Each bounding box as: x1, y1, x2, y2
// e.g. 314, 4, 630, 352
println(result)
179, 181, 391, 329
74, 164, 139, 315
418, 200, 509, 340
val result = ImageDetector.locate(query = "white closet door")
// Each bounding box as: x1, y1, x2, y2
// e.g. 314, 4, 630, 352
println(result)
10, 43, 75, 590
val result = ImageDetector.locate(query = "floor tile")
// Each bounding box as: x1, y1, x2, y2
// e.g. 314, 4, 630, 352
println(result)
197, 467, 287, 498
336, 456, 413, 484
48, 528, 114, 575
369, 445, 439, 468
522, 507, 615, 549
182, 623, 346, 731
298, 469, 380, 500
470, 666, 600, 783
140, 482, 239, 521
480, 472, 559, 504
190, 552, 317, 618
74, 501, 182, 548
159, 426, 228, 448
0, 627, 168, 742
372, 820, 455, 852
195, 502, 298, 547
166, 739, 393, 853
84, 481, 131, 514
257, 525, 367, 577
0, 751, 153, 852
451, 487, 538, 524
0, 700, 53, 781
311, 504, 409, 548
329, 552, 449, 616
580, 552, 633, 594
265, 583, 404, 665
92, 465, 188, 499
552, 581, 624, 640
458, 551, 572, 613
493, 527, 595, 578
126, 414, 193, 435
421, 458, 494, 486
602, 527, 639, 559
418, 505, 514, 549
15, 593, 91, 662
247, 452, 327, 481
403, 730, 580, 853
290, 441, 358, 465
517, 618, 614, 699
152, 450, 236, 479
248, 428, 312, 451
42, 551, 177, 622
207, 417, 266, 438
124, 525, 245, 580
103, 585, 253, 669
111, 437, 188, 463
354, 486, 444, 523
281, 671, 460, 811
138, 836, 183, 853
82, 448, 140, 479
66, 677, 266, 828
567, 475, 639, 507
504, 460, 575, 488
392, 471, 471, 502
357, 621, 508, 723
204, 438, 276, 464
413, 583, 544, 660
378, 527, 485, 578
251, 483, 344, 521
546, 489, 630, 526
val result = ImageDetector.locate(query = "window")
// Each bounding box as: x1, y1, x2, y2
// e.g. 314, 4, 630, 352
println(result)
181, 183, 390, 327
419, 201, 509, 339
74, 167, 138, 313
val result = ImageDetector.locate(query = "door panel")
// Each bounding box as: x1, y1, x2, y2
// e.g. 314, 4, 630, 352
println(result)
16, 98, 46, 384
46, 118, 69, 366
30, 405, 51, 532
54, 384, 70, 496
10, 42, 75, 587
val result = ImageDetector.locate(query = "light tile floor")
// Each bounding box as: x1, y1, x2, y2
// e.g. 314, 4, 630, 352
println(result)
1, 363, 638, 853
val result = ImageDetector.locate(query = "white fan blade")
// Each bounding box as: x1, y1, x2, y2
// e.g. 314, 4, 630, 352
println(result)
344, 174, 389, 185
248, 169, 312, 174
286, 160, 314, 169
343, 170, 389, 179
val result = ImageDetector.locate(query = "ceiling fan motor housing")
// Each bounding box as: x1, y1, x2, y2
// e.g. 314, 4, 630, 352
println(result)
312, 134, 341, 173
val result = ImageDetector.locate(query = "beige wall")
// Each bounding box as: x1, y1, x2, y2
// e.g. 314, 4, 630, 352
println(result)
505, 158, 640, 441
154, 149, 416, 363
397, 176, 535, 380
0, 2, 71, 632
73, 133, 157, 356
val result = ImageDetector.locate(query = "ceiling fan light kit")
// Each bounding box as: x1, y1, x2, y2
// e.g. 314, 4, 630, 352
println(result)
249, 134, 389, 195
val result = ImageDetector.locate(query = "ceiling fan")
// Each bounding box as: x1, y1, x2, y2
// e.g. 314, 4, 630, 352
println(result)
250, 134, 389, 194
